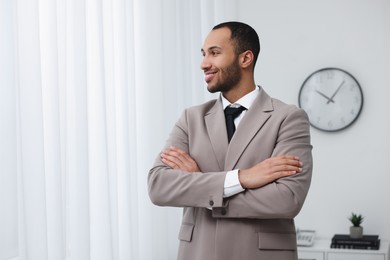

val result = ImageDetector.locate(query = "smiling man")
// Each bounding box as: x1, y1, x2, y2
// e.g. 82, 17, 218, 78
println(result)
148, 21, 313, 260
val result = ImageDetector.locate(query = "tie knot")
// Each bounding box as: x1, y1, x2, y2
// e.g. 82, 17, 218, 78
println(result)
224, 105, 246, 119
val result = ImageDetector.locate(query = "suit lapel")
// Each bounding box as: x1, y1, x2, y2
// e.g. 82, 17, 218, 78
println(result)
225, 88, 274, 170
205, 97, 228, 170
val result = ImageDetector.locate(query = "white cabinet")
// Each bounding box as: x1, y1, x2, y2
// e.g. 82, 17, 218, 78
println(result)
327, 252, 385, 260
298, 239, 389, 260
298, 250, 325, 260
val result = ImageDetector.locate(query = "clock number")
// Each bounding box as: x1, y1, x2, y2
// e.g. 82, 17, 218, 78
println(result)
302, 95, 309, 104
326, 70, 334, 79
354, 96, 360, 103
315, 76, 322, 84
315, 71, 334, 84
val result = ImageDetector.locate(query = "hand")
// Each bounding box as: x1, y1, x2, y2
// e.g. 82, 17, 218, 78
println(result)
327, 79, 345, 104
161, 146, 200, 172
238, 155, 302, 189
315, 90, 335, 103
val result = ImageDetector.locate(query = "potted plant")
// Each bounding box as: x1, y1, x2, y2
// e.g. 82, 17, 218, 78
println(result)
349, 212, 364, 239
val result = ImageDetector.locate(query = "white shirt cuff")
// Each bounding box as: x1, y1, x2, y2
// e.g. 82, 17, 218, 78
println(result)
223, 169, 245, 198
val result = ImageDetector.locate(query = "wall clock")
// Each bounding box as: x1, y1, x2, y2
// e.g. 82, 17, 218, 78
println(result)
298, 67, 363, 132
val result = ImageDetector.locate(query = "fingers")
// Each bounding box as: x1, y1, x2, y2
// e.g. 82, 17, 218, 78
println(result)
161, 147, 182, 169
161, 147, 185, 166
268, 156, 303, 181
169, 146, 192, 162
266, 155, 303, 172
160, 146, 200, 172
238, 155, 304, 189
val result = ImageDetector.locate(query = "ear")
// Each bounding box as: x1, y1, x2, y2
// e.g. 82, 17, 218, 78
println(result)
239, 50, 254, 69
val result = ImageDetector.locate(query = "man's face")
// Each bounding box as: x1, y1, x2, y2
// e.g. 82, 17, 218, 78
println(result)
201, 28, 242, 93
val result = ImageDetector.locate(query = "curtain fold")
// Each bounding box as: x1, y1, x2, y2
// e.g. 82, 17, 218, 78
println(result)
0, 0, 237, 259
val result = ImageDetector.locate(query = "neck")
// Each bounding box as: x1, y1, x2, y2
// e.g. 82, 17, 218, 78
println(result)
222, 80, 256, 104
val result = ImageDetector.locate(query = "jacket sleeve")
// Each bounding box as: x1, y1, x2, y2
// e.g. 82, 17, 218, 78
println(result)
212, 107, 313, 219
147, 109, 227, 209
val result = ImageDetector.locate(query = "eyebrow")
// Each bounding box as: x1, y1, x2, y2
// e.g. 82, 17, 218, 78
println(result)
201, 46, 222, 54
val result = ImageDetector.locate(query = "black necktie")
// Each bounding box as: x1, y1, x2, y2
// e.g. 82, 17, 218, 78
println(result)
224, 105, 246, 143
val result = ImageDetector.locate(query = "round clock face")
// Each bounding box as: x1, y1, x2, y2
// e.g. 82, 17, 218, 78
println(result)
298, 68, 363, 132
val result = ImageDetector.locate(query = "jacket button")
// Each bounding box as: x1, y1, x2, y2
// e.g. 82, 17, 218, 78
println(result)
209, 200, 214, 206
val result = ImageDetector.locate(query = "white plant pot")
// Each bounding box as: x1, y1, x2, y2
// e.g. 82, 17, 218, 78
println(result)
350, 226, 363, 239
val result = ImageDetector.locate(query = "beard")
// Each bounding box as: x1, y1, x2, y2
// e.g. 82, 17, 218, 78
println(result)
207, 57, 242, 94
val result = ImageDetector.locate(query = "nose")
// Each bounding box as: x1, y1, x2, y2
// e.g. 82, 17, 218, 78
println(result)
200, 55, 211, 71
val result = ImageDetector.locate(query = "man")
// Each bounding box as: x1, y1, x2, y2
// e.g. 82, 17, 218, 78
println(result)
148, 21, 312, 260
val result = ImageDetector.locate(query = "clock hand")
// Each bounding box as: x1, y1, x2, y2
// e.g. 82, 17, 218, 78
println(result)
327, 80, 345, 104
315, 90, 335, 103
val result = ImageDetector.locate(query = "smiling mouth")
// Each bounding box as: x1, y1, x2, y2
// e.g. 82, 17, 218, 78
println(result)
204, 71, 217, 83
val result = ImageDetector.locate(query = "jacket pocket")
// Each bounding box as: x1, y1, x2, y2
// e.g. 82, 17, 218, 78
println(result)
258, 232, 296, 250
178, 223, 194, 242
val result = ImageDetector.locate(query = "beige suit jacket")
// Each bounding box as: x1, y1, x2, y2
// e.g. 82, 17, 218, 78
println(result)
148, 87, 313, 260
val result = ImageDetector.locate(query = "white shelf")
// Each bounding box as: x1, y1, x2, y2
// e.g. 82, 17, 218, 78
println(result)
298, 239, 389, 260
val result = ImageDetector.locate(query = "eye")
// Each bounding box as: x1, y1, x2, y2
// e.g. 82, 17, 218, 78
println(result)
211, 51, 219, 56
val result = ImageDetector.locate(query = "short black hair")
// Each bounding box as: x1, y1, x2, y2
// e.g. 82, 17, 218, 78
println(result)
213, 21, 260, 69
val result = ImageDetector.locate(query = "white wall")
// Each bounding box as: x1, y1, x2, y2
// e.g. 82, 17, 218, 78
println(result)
237, 0, 390, 240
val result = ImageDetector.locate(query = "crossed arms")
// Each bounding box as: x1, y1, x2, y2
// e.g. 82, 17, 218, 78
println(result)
161, 146, 303, 190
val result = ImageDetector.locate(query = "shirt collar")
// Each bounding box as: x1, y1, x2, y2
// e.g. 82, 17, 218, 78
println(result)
221, 86, 259, 110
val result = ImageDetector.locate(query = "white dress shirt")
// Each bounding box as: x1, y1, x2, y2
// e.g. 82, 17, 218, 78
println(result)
221, 87, 259, 198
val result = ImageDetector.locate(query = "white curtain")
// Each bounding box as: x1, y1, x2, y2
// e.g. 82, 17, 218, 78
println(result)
0, 0, 237, 259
